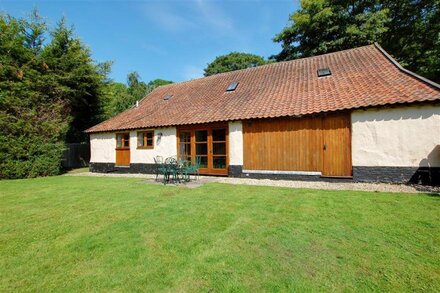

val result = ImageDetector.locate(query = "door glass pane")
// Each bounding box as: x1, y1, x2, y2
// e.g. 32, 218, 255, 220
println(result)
213, 142, 226, 155
195, 130, 207, 142
197, 156, 208, 168
137, 133, 144, 147
184, 144, 191, 156
117, 135, 122, 148
123, 134, 130, 147
212, 129, 226, 141
213, 156, 226, 169
196, 143, 207, 155
180, 131, 191, 143
179, 131, 192, 162
180, 143, 191, 158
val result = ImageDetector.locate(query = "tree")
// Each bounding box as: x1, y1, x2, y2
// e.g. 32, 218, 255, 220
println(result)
147, 78, 173, 89
100, 74, 173, 119
42, 18, 109, 142
126, 71, 148, 103
272, 0, 389, 60
101, 82, 131, 119
0, 11, 68, 178
272, 0, 439, 82
0, 10, 111, 178
381, 0, 439, 82
204, 52, 268, 76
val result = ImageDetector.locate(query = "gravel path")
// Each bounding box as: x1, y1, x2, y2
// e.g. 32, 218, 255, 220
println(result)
66, 171, 440, 194
216, 177, 435, 193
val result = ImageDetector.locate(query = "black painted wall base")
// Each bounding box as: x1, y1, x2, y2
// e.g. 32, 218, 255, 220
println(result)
228, 165, 351, 182
90, 163, 440, 186
89, 162, 156, 174
353, 166, 440, 186
230, 165, 439, 185
228, 165, 243, 177
90, 162, 114, 173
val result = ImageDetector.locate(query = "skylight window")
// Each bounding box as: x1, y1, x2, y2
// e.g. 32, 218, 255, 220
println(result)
317, 68, 331, 77
163, 95, 172, 100
226, 82, 238, 91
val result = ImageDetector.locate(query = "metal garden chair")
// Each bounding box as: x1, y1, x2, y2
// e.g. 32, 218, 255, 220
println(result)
164, 157, 178, 184
179, 159, 191, 182
185, 156, 201, 181
153, 156, 164, 181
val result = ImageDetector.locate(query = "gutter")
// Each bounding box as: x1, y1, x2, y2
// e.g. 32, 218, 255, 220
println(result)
374, 42, 440, 90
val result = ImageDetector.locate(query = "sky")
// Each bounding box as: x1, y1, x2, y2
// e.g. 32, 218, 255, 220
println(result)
0, 0, 299, 84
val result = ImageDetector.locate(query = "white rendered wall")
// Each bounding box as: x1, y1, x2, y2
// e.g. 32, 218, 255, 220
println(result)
89, 132, 116, 163
89, 127, 177, 164
130, 127, 177, 163
352, 104, 440, 167
229, 121, 244, 165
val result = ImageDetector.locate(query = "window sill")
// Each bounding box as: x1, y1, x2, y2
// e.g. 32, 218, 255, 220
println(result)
137, 147, 154, 150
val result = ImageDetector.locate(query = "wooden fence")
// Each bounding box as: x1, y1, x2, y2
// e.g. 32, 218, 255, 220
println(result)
62, 143, 90, 168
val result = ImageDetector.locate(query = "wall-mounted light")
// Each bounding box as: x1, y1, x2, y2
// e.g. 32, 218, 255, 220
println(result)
157, 132, 163, 144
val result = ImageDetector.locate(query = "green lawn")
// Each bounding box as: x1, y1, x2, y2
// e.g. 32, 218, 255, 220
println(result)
1, 176, 439, 292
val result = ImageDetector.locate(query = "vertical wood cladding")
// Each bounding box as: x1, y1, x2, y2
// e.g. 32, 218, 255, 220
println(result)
243, 113, 352, 177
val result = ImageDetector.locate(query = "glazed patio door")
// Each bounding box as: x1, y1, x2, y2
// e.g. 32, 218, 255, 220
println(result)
178, 124, 228, 175
211, 128, 227, 172
195, 129, 209, 172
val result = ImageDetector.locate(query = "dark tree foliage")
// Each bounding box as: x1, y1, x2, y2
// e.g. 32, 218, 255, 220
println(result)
273, 0, 439, 82
0, 11, 109, 178
382, 0, 439, 81
42, 18, 110, 142
0, 11, 68, 178
272, 0, 389, 59
0, 10, 173, 178
204, 52, 268, 76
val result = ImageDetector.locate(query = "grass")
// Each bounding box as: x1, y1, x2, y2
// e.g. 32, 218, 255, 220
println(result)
0, 176, 439, 292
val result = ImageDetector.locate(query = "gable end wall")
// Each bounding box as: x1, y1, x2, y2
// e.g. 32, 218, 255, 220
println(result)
351, 104, 440, 184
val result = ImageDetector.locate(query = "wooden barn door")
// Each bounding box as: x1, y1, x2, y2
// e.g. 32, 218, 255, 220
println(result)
242, 113, 352, 177
243, 117, 323, 172
115, 133, 130, 166
322, 115, 352, 177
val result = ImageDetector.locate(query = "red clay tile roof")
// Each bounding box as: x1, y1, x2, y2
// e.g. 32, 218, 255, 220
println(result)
87, 44, 440, 133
